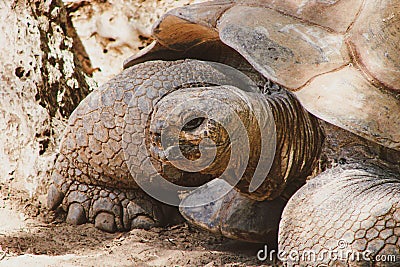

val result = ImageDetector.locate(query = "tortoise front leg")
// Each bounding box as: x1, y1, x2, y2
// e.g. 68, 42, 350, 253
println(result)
48, 154, 180, 232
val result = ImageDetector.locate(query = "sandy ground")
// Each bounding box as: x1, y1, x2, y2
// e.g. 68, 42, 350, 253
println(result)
0, 184, 277, 266
0, 1, 278, 266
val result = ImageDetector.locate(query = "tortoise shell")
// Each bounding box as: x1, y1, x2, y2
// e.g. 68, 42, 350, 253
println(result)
125, 0, 400, 151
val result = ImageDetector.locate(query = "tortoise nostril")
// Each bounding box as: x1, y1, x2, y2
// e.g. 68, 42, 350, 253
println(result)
153, 133, 161, 144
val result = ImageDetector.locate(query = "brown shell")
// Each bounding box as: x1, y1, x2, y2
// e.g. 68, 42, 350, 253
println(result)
125, 0, 400, 151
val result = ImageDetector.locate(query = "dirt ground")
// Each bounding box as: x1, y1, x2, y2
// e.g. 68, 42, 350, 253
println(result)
0, 1, 278, 266
0, 185, 277, 266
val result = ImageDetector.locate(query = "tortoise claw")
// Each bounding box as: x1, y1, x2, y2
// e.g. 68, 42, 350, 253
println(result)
66, 203, 87, 225
131, 215, 156, 230
95, 212, 117, 233
47, 184, 65, 210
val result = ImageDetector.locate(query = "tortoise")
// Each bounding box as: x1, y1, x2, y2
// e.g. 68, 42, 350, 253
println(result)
47, 0, 400, 265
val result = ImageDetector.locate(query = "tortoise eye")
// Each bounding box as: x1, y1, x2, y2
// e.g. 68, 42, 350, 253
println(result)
182, 117, 205, 131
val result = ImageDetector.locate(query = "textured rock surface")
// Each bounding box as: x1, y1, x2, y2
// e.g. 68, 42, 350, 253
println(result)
0, 0, 90, 197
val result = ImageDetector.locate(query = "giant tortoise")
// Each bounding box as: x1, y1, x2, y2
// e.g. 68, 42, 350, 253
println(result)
48, 0, 400, 266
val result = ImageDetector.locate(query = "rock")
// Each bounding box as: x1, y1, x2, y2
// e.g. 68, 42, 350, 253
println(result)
0, 0, 90, 197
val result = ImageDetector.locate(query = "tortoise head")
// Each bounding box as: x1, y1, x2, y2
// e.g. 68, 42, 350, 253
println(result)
148, 85, 276, 189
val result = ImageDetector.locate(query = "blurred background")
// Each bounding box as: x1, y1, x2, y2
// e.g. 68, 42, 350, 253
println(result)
63, 0, 204, 85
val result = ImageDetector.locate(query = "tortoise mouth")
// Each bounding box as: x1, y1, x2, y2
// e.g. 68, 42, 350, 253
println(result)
149, 132, 229, 165
148, 111, 230, 166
